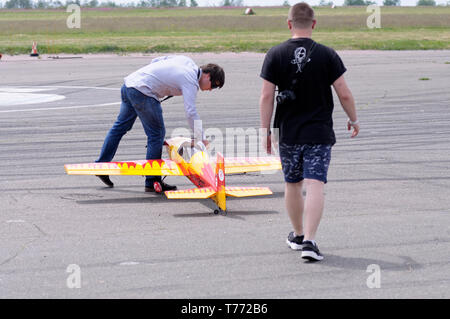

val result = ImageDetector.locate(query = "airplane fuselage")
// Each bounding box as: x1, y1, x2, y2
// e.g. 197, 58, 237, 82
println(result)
167, 139, 217, 191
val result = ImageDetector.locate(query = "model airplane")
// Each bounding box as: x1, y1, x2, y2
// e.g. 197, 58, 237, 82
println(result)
64, 137, 281, 213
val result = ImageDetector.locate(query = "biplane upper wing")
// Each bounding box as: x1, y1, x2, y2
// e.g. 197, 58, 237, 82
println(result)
64, 160, 186, 176
221, 157, 282, 175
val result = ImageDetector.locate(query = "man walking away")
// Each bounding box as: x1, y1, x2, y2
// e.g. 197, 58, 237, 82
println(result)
259, 3, 359, 261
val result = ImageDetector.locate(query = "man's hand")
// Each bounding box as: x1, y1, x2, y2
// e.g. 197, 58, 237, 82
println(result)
347, 120, 360, 138
191, 139, 210, 148
262, 132, 273, 154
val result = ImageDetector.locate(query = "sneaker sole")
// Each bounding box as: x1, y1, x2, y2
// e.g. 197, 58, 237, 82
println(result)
96, 176, 114, 188
286, 239, 303, 251
144, 188, 176, 193
301, 251, 324, 261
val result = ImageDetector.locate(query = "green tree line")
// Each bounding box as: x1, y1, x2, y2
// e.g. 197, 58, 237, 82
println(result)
343, 0, 442, 5
1, 0, 446, 9
0, 0, 199, 8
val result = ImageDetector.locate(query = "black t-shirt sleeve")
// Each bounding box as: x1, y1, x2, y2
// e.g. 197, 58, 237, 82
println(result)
260, 47, 279, 85
327, 49, 347, 85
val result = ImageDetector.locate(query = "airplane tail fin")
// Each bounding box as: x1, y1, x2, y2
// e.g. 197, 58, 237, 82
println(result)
165, 152, 273, 213
213, 152, 226, 211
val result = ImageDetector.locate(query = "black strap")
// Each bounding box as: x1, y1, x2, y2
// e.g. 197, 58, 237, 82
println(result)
290, 40, 317, 90
299, 40, 317, 73
161, 95, 173, 102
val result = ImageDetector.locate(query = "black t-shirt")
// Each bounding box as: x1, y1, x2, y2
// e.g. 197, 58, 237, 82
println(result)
260, 38, 346, 145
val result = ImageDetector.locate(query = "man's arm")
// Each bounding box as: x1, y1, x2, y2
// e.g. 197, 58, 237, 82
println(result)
181, 86, 204, 141
259, 79, 276, 154
332, 75, 359, 138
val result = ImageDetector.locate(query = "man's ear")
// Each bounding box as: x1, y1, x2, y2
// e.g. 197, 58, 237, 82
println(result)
287, 19, 293, 30
312, 19, 317, 30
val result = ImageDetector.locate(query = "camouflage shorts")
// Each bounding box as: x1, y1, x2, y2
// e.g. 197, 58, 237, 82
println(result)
279, 143, 332, 183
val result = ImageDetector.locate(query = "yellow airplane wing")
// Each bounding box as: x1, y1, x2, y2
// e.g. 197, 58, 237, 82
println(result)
225, 186, 273, 197
64, 160, 186, 176
165, 187, 216, 199
222, 157, 282, 174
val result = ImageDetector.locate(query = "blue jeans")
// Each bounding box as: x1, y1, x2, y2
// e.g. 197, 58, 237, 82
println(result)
96, 84, 166, 187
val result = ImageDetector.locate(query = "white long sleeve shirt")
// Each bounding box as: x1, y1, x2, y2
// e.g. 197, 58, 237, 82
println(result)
124, 55, 204, 140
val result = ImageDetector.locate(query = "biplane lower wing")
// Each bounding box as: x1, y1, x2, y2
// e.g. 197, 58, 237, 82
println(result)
225, 186, 273, 197
64, 160, 186, 176
222, 157, 281, 175
165, 186, 272, 200
165, 187, 216, 199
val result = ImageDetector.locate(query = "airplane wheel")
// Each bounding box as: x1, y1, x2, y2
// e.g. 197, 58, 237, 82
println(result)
214, 209, 220, 215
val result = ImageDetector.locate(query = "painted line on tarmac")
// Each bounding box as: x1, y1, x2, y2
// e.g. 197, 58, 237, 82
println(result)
32, 85, 118, 91
0, 85, 120, 113
0, 102, 120, 113
0, 92, 66, 106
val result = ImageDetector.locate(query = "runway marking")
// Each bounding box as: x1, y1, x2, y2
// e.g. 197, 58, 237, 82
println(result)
0, 85, 119, 112
27, 85, 118, 91
0, 85, 118, 91
0, 92, 66, 106
119, 261, 140, 266
0, 102, 120, 113
0, 87, 54, 93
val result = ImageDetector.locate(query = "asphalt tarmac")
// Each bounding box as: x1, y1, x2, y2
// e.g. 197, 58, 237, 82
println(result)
0, 51, 449, 299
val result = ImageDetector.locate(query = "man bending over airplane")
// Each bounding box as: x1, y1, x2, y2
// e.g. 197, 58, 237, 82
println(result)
95, 55, 225, 192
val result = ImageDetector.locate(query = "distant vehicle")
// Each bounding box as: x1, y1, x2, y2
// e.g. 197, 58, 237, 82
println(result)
244, 8, 255, 15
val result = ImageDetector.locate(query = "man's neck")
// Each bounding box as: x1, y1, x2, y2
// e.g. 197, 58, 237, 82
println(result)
290, 26, 312, 39
291, 32, 312, 39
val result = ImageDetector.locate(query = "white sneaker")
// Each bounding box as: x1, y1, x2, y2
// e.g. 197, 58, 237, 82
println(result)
301, 240, 324, 261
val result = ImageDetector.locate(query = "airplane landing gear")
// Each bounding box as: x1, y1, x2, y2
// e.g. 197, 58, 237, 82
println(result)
213, 208, 227, 215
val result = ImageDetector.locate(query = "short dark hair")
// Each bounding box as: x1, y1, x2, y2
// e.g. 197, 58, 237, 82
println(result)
288, 2, 315, 29
200, 64, 225, 89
